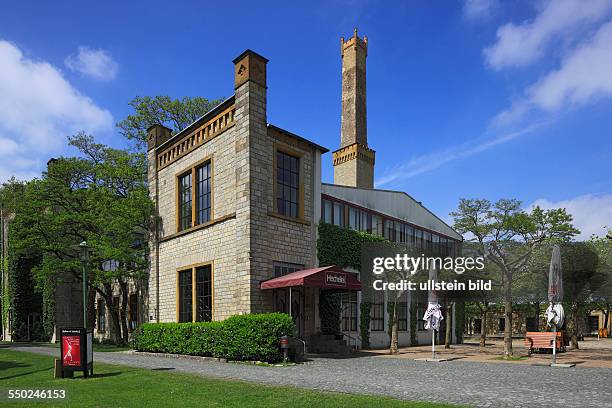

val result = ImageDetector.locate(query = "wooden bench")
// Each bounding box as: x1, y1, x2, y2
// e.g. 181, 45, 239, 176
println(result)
524, 332, 566, 355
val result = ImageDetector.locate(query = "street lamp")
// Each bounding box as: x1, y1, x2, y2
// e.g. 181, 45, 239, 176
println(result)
79, 241, 89, 330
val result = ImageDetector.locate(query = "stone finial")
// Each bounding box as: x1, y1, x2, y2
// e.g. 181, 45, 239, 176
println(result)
233, 49, 268, 90
147, 124, 172, 151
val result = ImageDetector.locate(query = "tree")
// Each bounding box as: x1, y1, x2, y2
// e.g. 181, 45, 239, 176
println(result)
589, 233, 612, 334
11, 133, 155, 344
117, 95, 225, 150
451, 199, 578, 357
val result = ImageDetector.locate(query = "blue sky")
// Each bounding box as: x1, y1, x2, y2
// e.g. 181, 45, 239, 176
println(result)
1, 0, 611, 238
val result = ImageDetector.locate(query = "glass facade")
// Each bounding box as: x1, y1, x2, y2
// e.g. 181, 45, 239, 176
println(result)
321, 196, 459, 256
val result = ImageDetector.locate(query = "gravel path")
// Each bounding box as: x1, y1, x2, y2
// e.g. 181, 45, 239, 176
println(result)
3, 344, 611, 408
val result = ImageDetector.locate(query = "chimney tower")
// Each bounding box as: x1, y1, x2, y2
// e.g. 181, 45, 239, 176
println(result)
333, 28, 375, 189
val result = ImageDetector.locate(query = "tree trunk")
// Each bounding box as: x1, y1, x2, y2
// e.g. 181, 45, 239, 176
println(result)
503, 280, 513, 357
603, 307, 610, 332
480, 308, 487, 347
389, 300, 399, 354
533, 301, 540, 332
569, 303, 579, 349
108, 296, 122, 344
445, 302, 452, 348
119, 279, 129, 345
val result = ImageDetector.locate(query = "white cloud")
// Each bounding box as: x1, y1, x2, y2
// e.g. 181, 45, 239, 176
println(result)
529, 194, 612, 240
0, 40, 113, 182
463, 0, 498, 20
65, 46, 118, 81
493, 19, 612, 125
484, 0, 612, 69
376, 122, 544, 187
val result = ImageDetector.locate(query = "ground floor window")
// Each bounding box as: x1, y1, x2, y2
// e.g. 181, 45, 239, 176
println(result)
273, 262, 303, 278
498, 318, 505, 332
398, 301, 408, 331
177, 263, 214, 323
340, 292, 358, 332
178, 269, 193, 323
97, 299, 106, 333
416, 303, 426, 331
370, 291, 384, 331
196, 265, 213, 322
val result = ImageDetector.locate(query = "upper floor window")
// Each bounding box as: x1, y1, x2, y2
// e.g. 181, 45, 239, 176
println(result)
276, 151, 299, 218
178, 172, 192, 231
196, 163, 211, 225
177, 160, 213, 232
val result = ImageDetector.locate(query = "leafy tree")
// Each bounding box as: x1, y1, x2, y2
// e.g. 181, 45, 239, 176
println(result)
588, 233, 612, 333
117, 95, 224, 149
11, 133, 155, 344
451, 198, 578, 357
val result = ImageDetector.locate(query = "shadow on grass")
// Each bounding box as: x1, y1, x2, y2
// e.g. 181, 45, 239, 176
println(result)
151, 367, 176, 371
0, 366, 51, 381
0, 361, 31, 371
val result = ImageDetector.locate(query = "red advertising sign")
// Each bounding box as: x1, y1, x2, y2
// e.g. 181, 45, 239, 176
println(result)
62, 335, 81, 367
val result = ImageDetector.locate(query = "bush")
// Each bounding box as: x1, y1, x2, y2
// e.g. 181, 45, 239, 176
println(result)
132, 313, 294, 363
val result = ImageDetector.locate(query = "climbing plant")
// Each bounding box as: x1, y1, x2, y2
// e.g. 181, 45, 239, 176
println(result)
317, 222, 386, 348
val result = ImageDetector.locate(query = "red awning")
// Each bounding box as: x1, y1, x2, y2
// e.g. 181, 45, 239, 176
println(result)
260, 265, 361, 291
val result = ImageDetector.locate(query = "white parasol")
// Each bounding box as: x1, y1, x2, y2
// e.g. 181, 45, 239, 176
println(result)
546, 244, 564, 364
423, 264, 443, 359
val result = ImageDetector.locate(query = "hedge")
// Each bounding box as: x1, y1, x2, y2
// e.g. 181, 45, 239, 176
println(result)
132, 313, 294, 363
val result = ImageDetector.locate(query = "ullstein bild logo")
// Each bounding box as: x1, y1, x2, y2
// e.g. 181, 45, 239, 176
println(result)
325, 272, 347, 287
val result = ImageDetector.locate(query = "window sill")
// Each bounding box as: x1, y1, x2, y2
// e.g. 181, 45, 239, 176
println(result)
160, 213, 236, 242
267, 211, 311, 226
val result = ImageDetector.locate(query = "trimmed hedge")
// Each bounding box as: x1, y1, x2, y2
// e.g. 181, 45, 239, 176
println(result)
132, 313, 294, 363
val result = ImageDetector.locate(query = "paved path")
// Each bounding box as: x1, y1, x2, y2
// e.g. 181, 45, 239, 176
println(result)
3, 344, 611, 408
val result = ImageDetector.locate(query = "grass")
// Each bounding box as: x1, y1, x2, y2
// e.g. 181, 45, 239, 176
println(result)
0, 349, 462, 408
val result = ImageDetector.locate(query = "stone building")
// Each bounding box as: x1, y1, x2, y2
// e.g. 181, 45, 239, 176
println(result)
142, 31, 463, 350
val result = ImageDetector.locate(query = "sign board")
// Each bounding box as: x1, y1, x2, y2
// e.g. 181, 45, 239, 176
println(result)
325, 271, 347, 288
59, 327, 93, 378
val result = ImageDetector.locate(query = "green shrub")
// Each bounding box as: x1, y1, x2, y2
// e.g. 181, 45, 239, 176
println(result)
132, 313, 293, 363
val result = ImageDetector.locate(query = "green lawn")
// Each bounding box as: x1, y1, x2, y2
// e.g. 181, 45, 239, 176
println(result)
0, 349, 461, 408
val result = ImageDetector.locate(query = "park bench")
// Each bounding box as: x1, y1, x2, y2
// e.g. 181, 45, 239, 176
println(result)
524, 331, 566, 355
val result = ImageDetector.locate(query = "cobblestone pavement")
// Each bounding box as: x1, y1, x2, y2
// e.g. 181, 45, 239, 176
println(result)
3, 344, 611, 408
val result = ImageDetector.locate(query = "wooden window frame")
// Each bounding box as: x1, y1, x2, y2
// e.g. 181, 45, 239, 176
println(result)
273, 144, 305, 221
175, 156, 214, 233
175, 261, 215, 323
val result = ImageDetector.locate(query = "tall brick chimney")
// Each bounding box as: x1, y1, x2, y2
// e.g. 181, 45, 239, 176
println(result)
333, 28, 375, 189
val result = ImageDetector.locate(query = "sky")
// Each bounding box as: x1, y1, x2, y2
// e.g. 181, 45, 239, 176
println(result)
0, 0, 611, 239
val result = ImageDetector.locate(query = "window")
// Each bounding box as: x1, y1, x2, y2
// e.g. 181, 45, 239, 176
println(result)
432, 234, 440, 255
370, 291, 384, 331
398, 301, 408, 331
97, 299, 106, 333
178, 172, 192, 231
177, 263, 215, 323
332, 202, 344, 227
348, 207, 359, 230
196, 163, 211, 225
195, 265, 212, 322
416, 303, 426, 331
406, 226, 415, 247
371, 214, 383, 236
128, 294, 138, 331
276, 150, 299, 218
424, 232, 432, 253
178, 269, 193, 323
415, 229, 423, 250
274, 262, 302, 278
498, 318, 505, 332
340, 292, 358, 332
322, 199, 332, 224
176, 159, 213, 232
384, 219, 395, 241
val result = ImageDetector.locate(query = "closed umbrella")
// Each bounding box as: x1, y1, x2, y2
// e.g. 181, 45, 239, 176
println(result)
545, 244, 564, 364
423, 264, 443, 360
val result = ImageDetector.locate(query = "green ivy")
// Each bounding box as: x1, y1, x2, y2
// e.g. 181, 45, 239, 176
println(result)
319, 291, 341, 334
317, 223, 386, 348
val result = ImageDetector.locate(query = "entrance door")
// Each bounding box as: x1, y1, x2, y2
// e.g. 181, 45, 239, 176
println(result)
274, 288, 304, 337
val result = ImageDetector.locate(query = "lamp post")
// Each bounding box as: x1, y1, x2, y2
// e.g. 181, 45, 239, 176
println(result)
79, 241, 89, 330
